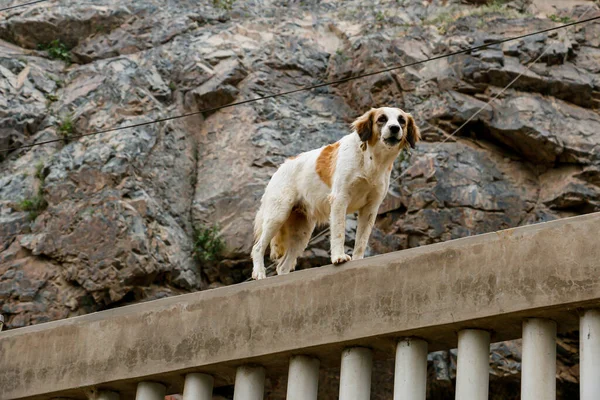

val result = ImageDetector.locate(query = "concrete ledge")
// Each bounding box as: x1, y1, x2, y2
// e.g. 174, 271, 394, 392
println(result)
2, 213, 600, 399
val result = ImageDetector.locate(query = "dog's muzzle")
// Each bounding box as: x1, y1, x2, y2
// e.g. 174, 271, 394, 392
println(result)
383, 125, 402, 146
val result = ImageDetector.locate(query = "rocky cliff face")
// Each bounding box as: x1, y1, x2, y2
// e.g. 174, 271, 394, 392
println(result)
1, 0, 598, 397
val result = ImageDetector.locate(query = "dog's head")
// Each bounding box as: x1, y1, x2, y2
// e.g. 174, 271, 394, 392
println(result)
352, 107, 421, 150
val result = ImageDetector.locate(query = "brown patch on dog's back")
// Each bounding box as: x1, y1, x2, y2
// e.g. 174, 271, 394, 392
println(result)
316, 142, 340, 187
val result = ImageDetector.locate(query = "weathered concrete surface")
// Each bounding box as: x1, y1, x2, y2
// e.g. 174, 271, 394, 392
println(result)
1, 212, 600, 400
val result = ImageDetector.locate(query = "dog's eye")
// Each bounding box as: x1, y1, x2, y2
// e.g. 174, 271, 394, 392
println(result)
378, 115, 388, 123
398, 116, 406, 125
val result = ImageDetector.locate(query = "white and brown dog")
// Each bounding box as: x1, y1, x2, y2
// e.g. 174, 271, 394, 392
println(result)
251, 107, 420, 280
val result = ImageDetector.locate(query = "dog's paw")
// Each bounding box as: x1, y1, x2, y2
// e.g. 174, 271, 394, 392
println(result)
252, 268, 267, 280
331, 253, 352, 265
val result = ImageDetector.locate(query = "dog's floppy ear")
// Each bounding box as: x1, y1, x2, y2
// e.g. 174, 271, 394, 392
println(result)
405, 114, 421, 149
352, 109, 375, 146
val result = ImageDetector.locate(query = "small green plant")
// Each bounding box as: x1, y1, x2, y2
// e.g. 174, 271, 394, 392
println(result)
213, 0, 235, 10
18, 162, 48, 221
169, 81, 176, 91
45, 93, 59, 103
193, 225, 225, 264
335, 48, 349, 62
375, 11, 386, 22
47, 75, 65, 88
426, 1, 525, 34
38, 39, 71, 63
18, 194, 48, 221
485, 0, 509, 10
476, 0, 528, 17
548, 14, 574, 24
34, 162, 44, 181
58, 115, 75, 142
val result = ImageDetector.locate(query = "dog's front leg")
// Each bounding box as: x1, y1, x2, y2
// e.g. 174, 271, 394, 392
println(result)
329, 195, 351, 265
352, 203, 379, 260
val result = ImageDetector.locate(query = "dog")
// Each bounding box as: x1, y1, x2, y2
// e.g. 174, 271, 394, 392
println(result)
251, 107, 420, 280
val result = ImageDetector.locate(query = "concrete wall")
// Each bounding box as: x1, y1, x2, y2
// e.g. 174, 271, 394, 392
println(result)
1, 213, 600, 399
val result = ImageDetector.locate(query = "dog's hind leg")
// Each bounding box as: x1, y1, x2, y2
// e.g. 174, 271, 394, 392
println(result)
275, 209, 315, 276
269, 228, 287, 262
251, 197, 295, 280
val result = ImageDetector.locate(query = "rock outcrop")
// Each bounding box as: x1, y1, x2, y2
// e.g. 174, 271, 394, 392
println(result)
1, 0, 598, 397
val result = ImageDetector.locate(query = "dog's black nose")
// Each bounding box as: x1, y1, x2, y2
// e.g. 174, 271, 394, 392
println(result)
389, 125, 400, 134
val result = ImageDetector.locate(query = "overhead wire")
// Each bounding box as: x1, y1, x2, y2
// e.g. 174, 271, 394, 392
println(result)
1, 15, 600, 153
0, 0, 50, 12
